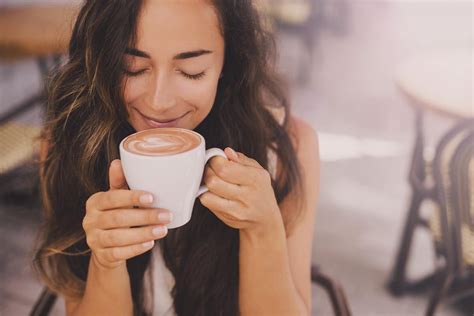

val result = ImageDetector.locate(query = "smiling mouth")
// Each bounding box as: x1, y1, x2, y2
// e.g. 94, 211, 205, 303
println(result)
135, 108, 188, 122
134, 108, 190, 128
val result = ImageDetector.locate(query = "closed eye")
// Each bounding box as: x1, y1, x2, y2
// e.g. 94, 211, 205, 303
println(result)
123, 68, 206, 80
123, 68, 148, 77
181, 71, 206, 80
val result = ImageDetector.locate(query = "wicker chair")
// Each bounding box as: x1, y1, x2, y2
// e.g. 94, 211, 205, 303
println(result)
425, 119, 474, 315
31, 265, 352, 315
388, 119, 474, 315
0, 5, 77, 203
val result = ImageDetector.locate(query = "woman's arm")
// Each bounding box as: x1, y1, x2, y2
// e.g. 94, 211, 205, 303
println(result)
65, 259, 133, 316
38, 138, 167, 315
39, 138, 134, 315
239, 215, 309, 315
239, 117, 319, 315
65, 163, 169, 315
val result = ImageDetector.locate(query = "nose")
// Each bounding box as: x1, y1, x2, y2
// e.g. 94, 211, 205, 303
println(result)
148, 72, 177, 112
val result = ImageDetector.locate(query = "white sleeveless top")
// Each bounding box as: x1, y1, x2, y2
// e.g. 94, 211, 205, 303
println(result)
151, 246, 176, 316
151, 107, 285, 315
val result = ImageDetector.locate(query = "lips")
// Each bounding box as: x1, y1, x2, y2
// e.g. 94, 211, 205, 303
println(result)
136, 109, 189, 128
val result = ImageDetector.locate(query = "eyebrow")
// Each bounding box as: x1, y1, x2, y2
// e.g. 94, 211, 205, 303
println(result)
125, 48, 213, 60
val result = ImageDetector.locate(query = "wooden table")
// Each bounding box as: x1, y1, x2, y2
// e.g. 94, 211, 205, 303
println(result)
0, 5, 78, 60
395, 49, 473, 120
0, 4, 79, 125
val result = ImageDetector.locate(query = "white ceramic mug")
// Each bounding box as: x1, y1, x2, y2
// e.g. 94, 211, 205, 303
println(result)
119, 128, 227, 229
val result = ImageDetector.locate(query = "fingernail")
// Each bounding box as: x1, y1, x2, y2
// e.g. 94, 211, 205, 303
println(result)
152, 226, 167, 236
228, 148, 239, 161
142, 240, 154, 249
158, 212, 173, 222
139, 194, 153, 204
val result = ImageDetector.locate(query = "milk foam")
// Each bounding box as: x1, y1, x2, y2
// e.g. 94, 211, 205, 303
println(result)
123, 129, 201, 156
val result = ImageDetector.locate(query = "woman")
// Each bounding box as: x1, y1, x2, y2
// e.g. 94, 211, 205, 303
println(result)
34, 0, 320, 315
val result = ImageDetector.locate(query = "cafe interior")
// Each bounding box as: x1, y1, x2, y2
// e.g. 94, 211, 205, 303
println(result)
1, 0, 473, 315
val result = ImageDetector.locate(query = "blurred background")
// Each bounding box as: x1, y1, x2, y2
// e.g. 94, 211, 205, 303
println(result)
1, 0, 472, 315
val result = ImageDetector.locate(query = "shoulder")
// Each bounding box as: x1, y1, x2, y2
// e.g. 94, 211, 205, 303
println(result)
266, 106, 319, 162
277, 115, 320, 234
285, 116, 320, 182
271, 113, 320, 186
279, 116, 319, 313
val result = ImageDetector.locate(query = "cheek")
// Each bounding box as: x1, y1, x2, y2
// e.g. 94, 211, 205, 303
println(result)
122, 77, 147, 130
123, 77, 146, 104
182, 78, 219, 112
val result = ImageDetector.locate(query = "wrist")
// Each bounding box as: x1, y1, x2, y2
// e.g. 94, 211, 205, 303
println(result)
240, 211, 285, 245
90, 253, 126, 273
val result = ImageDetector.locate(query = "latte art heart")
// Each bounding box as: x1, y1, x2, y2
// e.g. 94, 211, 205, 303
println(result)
123, 128, 201, 156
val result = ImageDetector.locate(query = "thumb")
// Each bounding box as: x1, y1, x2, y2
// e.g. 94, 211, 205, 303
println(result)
109, 159, 128, 190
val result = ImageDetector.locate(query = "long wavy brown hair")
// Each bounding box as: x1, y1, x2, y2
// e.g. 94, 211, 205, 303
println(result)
33, 0, 304, 315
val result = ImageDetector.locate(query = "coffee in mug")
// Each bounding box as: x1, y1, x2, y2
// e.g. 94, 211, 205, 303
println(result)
119, 127, 227, 229
122, 128, 201, 156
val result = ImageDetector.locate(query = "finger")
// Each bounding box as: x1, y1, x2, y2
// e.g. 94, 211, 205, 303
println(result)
203, 167, 242, 201
109, 159, 128, 190
88, 190, 155, 212
98, 225, 168, 248
224, 147, 240, 162
199, 192, 250, 227
208, 157, 260, 186
199, 191, 241, 214
100, 240, 155, 262
234, 151, 262, 168
97, 208, 173, 229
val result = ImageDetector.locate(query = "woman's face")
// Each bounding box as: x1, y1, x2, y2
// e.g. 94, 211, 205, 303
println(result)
123, 0, 225, 131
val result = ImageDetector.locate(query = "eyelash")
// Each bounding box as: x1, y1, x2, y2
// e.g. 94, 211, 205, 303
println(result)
123, 69, 147, 77
123, 69, 206, 80
181, 71, 206, 80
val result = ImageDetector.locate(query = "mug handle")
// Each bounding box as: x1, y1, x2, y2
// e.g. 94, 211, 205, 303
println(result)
196, 148, 227, 197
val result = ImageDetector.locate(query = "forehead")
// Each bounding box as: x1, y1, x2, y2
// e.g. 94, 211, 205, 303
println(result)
136, 0, 223, 54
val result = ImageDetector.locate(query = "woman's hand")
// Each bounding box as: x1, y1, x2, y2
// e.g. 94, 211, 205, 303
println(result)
83, 159, 173, 270
199, 148, 281, 233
